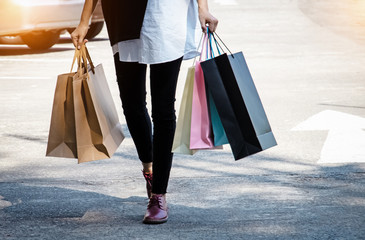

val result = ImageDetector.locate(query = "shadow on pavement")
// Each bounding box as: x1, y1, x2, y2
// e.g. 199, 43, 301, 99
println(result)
319, 103, 365, 110
0, 183, 146, 238
57, 36, 109, 44
4, 134, 47, 144
0, 46, 74, 56
1, 171, 364, 239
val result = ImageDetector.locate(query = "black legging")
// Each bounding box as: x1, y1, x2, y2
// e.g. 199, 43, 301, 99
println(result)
114, 54, 183, 194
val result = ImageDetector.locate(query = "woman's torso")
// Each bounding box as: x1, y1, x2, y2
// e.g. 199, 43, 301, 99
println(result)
112, 0, 201, 64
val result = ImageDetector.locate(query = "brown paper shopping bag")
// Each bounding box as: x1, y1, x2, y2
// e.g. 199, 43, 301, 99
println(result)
72, 45, 124, 163
46, 45, 124, 163
46, 73, 78, 158
46, 51, 80, 158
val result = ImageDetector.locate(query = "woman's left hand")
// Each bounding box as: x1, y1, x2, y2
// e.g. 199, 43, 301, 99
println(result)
198, 8, 218, 33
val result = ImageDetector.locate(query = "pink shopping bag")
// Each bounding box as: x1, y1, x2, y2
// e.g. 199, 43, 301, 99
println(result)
190, 33, 215, 149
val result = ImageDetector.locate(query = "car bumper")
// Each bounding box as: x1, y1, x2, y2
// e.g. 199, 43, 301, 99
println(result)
0, 0, 102, 36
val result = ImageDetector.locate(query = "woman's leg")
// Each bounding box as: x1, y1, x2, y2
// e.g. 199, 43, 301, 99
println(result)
113, 53, 153, 168
150, 57, 183, 194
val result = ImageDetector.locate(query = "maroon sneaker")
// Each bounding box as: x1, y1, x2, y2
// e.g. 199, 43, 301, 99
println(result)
142, 171, 153, 199
143, 194, 168, 224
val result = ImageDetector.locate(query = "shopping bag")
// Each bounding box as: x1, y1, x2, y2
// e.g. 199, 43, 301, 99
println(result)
205, 31, 228, 147
72, 45, 125, 163
202, 30, 228, 147
201, 33, 276, 160
46, 45, 124, 163
46, 73, 77, 158
172, 66, 197, 155
46, 51, 80, 158
207, 90, 229, 146
189, 33, 215, 150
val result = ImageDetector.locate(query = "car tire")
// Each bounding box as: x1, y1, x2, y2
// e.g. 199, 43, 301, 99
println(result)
85, 22, 104, 39
21, 31, 60, 50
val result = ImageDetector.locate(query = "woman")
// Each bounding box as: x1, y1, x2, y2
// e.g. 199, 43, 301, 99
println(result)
71, 0, 218, 224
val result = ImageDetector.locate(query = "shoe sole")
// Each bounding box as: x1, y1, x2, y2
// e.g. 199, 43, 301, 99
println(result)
143, 216, 168, 224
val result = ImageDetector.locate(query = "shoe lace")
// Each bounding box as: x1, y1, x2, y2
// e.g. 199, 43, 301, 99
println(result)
148, 195, 163, 209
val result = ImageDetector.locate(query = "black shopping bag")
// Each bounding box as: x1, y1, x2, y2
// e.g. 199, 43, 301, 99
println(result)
201, 52, 276, 160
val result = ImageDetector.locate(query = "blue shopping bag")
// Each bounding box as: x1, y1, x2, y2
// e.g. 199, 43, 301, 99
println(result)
207, 90, 229, 146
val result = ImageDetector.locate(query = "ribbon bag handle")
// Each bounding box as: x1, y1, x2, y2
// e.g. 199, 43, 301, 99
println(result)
199, 27, 215, 61
193, 34, 203, 66
208, 30, 217, 58
208, 30, 223, 57
194, 28, 229, 64
211, 32, 234, 57
198, 32, 209, 62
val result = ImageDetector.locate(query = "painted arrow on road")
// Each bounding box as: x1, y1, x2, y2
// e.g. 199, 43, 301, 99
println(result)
292, 110, 365, 163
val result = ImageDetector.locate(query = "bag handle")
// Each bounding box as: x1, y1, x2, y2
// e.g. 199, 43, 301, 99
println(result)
198, 32, 209, 62
70, 48, 80, 73
208, 30, 223, 57
193, 28, 229, 65
208, 30, 216, 58
70, 49, 88, 74
210, 31, 234, 57
193, 29, 215, 65
193, 32, 205, 66
70, 44, 95, 74
199, 27, 217, 61
81, 44, 95, 74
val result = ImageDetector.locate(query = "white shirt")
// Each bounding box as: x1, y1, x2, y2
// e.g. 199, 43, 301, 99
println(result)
112, 0, 201, 64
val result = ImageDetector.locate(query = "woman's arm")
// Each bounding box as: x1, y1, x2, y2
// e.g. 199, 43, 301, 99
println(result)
71, 0, 98, 49
197, 0, 218, 33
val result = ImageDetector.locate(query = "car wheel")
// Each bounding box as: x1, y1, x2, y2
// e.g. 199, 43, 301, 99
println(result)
21, 31, 60, 50
85, 22, 104, 39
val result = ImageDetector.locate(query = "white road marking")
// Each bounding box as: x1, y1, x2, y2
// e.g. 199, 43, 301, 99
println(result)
319, 128, 365, 163
292, 110, 365, 163
214, 0, 238, 5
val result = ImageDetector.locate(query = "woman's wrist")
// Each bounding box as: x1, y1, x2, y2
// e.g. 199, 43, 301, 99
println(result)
78, 22, 89, 29
199, 6, 209, 16
197, 1, 218, 33
198, 0, 209, 11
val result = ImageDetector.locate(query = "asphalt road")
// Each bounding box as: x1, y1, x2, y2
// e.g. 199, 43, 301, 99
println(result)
1, 0, 365, 239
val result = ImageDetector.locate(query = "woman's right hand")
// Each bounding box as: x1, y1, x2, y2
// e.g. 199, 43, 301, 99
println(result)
198, 8, 218, 33
71, 24, 89, 49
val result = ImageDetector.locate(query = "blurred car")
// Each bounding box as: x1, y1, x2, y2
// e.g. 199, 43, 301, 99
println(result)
0, 0, 104, 49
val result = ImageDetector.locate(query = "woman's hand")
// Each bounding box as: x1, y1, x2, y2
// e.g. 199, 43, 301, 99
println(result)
71, 24, 89, 49
198, 3, 218, 33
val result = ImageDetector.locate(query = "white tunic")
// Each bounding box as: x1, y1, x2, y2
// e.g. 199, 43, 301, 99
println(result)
112, 0, 201, 64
